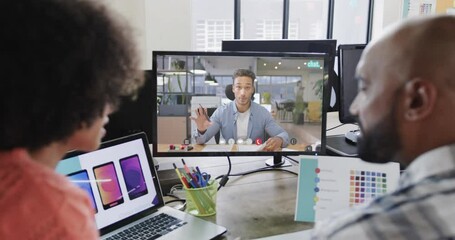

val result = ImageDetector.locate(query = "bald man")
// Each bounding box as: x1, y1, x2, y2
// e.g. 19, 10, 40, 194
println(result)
311, 15, 455, 239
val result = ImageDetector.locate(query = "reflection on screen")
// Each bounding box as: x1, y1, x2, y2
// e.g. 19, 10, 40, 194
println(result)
154, 52, 327, 156
120, 154, 148, 200
68, 170, 98, 213
93, 162, 124, 210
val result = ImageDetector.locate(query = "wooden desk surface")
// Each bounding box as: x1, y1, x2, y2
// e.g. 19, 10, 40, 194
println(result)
159, 156, 314, 239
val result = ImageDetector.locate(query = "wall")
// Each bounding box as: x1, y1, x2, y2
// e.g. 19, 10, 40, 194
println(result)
102, 0, 147, 69
145, 0, 192, 69
372, 0, 403, 40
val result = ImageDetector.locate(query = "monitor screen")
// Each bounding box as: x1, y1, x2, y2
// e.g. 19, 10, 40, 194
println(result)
152, 51, 329, 163
222, 40, 338, 112
338, 44, 365, 124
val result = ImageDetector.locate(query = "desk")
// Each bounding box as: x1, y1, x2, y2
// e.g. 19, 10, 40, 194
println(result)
155, 113, 354, 239
325, 112, 359, 156
158, 156, 314, 239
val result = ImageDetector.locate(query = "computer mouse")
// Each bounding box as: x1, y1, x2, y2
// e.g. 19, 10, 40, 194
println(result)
345, 130, 361, 144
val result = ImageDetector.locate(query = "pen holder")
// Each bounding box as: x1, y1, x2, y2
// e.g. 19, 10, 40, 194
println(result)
184, 180, 218, 217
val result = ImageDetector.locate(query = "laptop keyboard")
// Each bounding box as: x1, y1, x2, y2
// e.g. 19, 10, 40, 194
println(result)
106, 213, 187, 240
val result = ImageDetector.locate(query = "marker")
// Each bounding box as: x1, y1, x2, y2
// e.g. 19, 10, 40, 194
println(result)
173, 163, 183, 178
182, 171, 198, 188
181, 159, 192, 175
173, 163, 188, 188
199, 104, 211, 122
181, 159, 201, 188
195, 166, 202, 175
181, 176, 191, 188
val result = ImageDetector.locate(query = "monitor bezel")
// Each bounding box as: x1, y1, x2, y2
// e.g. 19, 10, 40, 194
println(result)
152, 50, 329, 159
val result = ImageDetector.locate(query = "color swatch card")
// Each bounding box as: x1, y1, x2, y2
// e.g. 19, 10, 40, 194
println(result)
295, 156, 400, 222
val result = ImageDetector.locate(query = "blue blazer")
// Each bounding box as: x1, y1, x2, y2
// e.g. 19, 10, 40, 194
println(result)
195, 101, 289, 147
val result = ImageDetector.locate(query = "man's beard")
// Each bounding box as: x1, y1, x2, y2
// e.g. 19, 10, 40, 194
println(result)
356, 106, 401, 164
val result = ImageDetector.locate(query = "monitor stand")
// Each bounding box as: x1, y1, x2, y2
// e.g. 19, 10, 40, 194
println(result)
265, 155, 292, 167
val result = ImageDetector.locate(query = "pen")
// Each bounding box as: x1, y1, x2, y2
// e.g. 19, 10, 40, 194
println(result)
181, 176, 191, 188
199, 104, 211, 122
181, 171, 200, 188
195, 166, 202, 175
173, 163, 183, 179
181, 159, 192, 175
174, 163, 189, 188
181, 159, 200, 187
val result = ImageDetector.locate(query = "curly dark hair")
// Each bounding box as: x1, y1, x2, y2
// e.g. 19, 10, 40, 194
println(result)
0, 0, 143, 150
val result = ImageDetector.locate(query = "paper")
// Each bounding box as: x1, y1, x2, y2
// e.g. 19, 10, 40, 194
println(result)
201, 144, 234, 152
294, 156, 400, 222
403, 0, 436, 17
236, 144, 265, 152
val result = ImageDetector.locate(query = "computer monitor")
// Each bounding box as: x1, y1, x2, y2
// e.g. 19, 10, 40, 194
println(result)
222, 40, 338, 112
102, 70, 154, 142
338, 44, 366, 124
152, 51, 329, 166
325, 44, 365, 157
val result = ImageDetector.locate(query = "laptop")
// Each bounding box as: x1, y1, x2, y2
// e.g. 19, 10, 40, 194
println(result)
56, 132, 227, 239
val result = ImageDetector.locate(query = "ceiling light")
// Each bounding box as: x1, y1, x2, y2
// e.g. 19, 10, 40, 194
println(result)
190, 57, 206, 75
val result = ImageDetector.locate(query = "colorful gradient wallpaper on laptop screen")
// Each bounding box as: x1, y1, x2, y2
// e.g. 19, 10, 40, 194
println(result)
67, 169, 98, 213
93, 162, 124, 210
119, 154, 148, 200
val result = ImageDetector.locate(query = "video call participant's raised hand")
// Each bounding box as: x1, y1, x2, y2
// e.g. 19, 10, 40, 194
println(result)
262, 136, 284, 152
190, 106, 212, 134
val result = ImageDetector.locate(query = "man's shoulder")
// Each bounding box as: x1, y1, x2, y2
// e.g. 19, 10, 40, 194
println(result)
216, 102, 235, 114
250, 102, 268, 112
313, 180, 455, 239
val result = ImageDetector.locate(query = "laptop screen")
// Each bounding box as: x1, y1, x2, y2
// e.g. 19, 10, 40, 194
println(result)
56, 133, 162, 231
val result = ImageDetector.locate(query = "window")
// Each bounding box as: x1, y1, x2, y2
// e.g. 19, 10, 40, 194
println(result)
289, 0, 329, 39
241, 0, 284, 39
195, 20, 234, 51
332, 0, 370, 44
191, 0, 234, 51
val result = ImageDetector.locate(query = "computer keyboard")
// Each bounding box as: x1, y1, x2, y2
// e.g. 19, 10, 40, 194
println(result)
106, 213, 187, 240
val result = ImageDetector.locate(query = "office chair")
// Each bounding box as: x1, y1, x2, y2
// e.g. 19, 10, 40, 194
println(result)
225, 84, 235, 101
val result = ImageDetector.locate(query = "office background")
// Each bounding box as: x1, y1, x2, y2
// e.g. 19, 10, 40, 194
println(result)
101, 0, 403, 70
102, 0, 454, 70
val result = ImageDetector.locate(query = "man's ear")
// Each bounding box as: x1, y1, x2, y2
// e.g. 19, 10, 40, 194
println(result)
402, 79, 437, 121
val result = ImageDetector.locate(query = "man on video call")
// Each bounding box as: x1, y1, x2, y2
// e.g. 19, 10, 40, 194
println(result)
311, 15, 455, 239
191, 69, 289, 151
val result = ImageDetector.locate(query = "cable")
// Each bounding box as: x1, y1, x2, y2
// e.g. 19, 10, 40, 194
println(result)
217, 154, 232, 191
227, 166, 297, 177
326, 123, 345, 131
164, 199, 186, 205
326, 123, 359, 131
283, 155, 299, 164
215, 164, 297, 182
